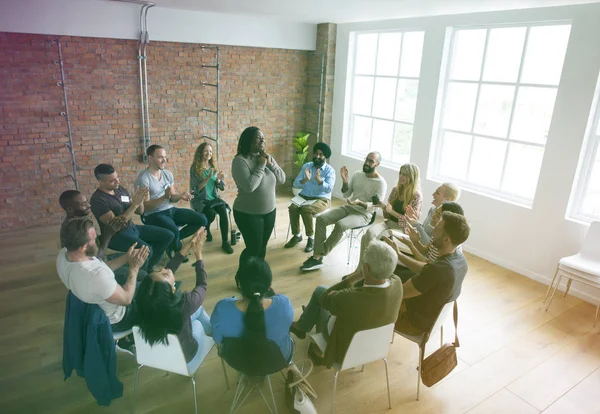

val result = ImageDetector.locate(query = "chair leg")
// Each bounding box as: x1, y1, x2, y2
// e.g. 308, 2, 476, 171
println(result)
191, 376, 198, 414
545, 274, 564, 312
267, 375, 278, 414
440, 325, 444, 347
417, 345, 424, 401
221, 358, 230, 390
132, 365, 143, 414
383, 357, 391, 409
347, 231, 354, 265
543, 267, 560, 303
564, 279, 573, 298
230, 374, 245, 414
332, 371, 339, 414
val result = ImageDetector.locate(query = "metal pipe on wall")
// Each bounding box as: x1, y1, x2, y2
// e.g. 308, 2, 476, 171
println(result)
201, 46, 221, 162
53, 39, 79, 190
312, 52, 325, 143
142, 4, 153, 156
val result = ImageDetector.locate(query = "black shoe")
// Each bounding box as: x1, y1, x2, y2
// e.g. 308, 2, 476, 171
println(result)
116, 336, 136, 356
300, 256, 324, 271
167, 250, 189, 263
284, 235, 302, 248
307, 342, 324, 366
222, 242, 234, 254
289, 323, 306, 340
304, 238, 314, 253
206, 231, 213, 242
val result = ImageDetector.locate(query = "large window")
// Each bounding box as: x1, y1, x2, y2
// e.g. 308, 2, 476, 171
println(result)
431, 23, 571, 204
345, 30, 425, 165
570, 88, 600, 222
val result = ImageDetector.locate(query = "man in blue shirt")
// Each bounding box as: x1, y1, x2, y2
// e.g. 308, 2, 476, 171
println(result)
285, 143, 335, 252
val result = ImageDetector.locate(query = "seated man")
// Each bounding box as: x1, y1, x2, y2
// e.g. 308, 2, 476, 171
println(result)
57, 217, 149, 353
404, 182, 460, 245
290, 240, 403, 367
395, 212, 470, 335
90, 164, 174, 271
300, 152, 387, 271
136, 144, 208, 258
285, 142, 336, 253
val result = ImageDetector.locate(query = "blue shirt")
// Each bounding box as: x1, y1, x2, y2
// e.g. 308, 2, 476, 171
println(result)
292, 161, 336, 200
210, 294, 294, 361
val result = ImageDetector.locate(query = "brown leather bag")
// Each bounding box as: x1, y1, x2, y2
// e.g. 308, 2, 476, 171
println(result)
421, 301, 460, 387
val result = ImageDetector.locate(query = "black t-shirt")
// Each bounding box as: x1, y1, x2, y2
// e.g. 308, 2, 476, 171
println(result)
405, 250, 468, 331
90, 187, 134, 234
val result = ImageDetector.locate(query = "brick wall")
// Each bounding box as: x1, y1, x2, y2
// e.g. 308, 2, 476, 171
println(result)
0, 32, 309, 230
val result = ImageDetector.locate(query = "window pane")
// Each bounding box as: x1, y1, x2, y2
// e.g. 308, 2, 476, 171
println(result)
393, 123, 413, 164
352, 76, 374, 116
501, 143, 544, 199
438, 132, 472, 180
473, 84, 515, 138
351, 115, 372, 154
443, 82, 478, 132
482, 27, 526, 83
467, 137, 507, 189
399, 31, 424, 77
510, 87, 557, 144
450, 29, 487, 81
371, 119, 394, 156
521, 25, 571, 85
581, 144, 600, 217
372, 78, 397, 119
376, 32, 402, 76
355, 33, 378, 75
395, 79, 419, 122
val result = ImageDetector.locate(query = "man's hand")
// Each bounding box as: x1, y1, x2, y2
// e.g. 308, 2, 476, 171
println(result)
346, 198, 357, 205
405, 224, 420, 244
216, 170, 225, 181
394, 232, 414, 247
405, 205, 418, 225
340, 166, 349, 182
105, 216, 127, 236
132, 186, 149, 207
127, 243, 150, 270
382, 236, 401, 256
304, 168, 312, 182
385, 203, 396, 216
164, 186, 173, 201
315, 169, 323, 185
180, 191, 193, 202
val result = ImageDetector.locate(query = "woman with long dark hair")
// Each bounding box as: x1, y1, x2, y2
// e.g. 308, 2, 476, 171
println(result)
135, 229, 212, 371
190, 142, 233, 254
231, 127, 286, 260
210, 257, 294, 362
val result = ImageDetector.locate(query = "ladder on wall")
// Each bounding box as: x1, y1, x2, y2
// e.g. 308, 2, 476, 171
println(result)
201, 46, 220, 162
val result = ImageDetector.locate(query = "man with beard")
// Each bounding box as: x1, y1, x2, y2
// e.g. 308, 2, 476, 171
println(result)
395, 211, 470, 335
285, 142, 336, 253
57, 217, 150, 340
300, 152, 387, 271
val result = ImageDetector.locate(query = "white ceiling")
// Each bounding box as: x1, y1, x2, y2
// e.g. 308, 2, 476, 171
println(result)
145, 0, 600, 23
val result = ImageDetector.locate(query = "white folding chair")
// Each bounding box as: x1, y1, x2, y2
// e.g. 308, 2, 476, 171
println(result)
340, 212, 377, 265
132, 326, 229, 414
310, 323, 394, 414
545, 221, 600, 325
394, 301, 456, 400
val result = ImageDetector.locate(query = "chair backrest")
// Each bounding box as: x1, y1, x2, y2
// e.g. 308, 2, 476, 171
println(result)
339, 323, 394, 371
132, 326, 189, 376
219, 336, 289, 376
427, 301, 456, 339
581, 221, 600, 260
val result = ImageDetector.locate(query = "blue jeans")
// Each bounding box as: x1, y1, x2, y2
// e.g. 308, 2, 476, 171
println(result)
109, 224, 174, 271
144, 207, 208, 253
187, 306, 212, 373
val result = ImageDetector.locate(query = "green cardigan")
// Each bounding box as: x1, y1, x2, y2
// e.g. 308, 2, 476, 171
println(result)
320, 275, 403, 368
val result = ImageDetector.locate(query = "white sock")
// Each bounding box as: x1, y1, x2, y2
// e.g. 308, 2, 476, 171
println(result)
308, 236, 314, 240
295, 233, 302, 238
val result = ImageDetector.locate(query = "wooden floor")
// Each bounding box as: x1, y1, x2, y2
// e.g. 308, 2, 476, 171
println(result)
1, 195, 599, 414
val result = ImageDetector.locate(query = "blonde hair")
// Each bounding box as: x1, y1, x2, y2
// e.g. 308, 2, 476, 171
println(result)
394, 163, 420, 204
192, 142, 217, 175
441, 182, 460, 201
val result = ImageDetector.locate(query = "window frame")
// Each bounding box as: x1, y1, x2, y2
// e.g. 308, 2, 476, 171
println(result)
344, 29, 425, 168
430, 21, 572, 207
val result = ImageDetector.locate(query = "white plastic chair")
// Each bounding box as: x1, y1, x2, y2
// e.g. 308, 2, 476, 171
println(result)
544, 221, 600, 325
131, 326, 229, 414
394, 301, 456, 400
310, 323, 394, 414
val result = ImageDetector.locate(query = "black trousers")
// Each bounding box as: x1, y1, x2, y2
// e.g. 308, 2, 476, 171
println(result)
233, 208, 276, 260
203, 204, 230, 243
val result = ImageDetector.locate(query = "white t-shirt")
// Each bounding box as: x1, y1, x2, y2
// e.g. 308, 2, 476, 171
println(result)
56, 248, 125, 324
135, 168, 175, 215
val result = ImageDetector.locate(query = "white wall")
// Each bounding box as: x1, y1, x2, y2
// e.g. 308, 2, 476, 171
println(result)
0, 0, 316, 50
331, 3, 600, 302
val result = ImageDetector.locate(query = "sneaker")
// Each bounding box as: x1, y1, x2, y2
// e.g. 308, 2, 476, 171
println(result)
116, 336, 136, 356
300, 256, 323, 271
304, 238, 314, 253
284, 235, 302, 248
222, 242, 234, 254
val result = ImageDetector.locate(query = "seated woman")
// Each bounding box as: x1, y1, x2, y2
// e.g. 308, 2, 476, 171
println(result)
135, 229, 212, 371
210, 257, 294, 363
190, 142, 234, 254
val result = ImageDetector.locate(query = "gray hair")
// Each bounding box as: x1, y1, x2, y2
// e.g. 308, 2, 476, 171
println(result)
363, 240, 398, 280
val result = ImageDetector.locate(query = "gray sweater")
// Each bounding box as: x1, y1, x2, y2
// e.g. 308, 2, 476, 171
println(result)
231, 154, 286, 215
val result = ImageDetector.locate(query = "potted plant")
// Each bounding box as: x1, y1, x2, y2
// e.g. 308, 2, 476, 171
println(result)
292, 131, 310, 195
